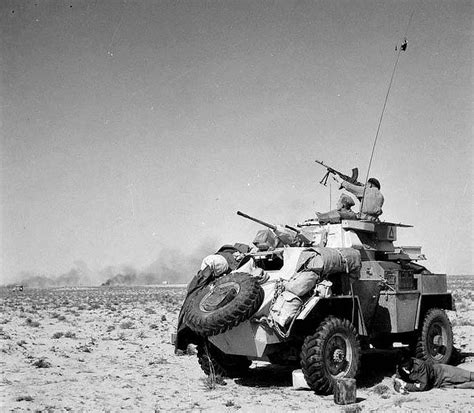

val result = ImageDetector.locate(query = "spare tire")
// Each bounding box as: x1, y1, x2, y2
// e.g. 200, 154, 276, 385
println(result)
185, 272, 263, 336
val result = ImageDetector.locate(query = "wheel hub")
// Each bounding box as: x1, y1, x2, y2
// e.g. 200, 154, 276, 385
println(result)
325, 333, 352, 377
199, 281, 241, 312
432, 334, 443, 346
333, 349, 345, 363
427, 322, 447, 359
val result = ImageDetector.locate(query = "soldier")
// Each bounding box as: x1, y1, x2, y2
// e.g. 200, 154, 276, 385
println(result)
175, 243, 250, 353
316, 193, 357, 224
185, 243, 250, 298
394, 356, 474, 392
332, 174, 384, 221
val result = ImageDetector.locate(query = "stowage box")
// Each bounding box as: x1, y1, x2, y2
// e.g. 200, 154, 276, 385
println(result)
415, 273, 447, 294
373, 291, 419, 333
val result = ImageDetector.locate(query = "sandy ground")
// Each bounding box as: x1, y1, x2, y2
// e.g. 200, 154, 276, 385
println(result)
1, 277, 473, 412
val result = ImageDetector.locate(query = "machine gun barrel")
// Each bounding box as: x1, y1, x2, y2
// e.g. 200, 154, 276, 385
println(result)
285, 225, 312, 244
236, 211, 277, 230
315, 159, 361, 186
285, 224, 301, 233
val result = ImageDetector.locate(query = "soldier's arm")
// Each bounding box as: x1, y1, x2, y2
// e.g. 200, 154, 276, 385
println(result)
405, 381, 427, 392
405, 364, 430, 392
333, 175, 364, 199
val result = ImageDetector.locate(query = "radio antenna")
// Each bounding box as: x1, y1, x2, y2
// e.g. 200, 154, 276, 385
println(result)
360, 9, 415, 213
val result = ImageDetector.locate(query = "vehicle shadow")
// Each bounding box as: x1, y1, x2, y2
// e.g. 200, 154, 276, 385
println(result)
357, 349, 400, 388
237, 347, 471, 389
236, 349, 403, 389
236, 363, 294, 387
450, 345, 474, 366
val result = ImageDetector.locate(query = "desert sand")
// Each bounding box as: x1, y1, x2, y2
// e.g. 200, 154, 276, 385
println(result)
1, 276, 473, 412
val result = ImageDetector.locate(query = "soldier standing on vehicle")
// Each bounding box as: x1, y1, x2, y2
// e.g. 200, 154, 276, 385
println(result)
332, 174, 384, 221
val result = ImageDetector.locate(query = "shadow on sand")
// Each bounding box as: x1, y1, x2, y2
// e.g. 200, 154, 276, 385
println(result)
357, 349, 400, 387
451, 348, 474, 366
235, 346, 472, 390
236, 364, 294, 388
236, 350, 399, 387
236, 348, 402, 389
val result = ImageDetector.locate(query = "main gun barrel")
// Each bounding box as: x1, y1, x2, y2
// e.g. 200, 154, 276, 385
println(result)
236, 211, 277, 231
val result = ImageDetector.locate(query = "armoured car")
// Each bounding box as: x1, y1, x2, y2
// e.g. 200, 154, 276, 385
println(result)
176, 217, 454, 394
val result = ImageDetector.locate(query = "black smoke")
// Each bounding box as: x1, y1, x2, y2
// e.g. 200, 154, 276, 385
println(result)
9, 240, 220, 287
102, 240, 217, 286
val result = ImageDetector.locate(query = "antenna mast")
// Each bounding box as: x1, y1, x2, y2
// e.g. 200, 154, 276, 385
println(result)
360, 10, 415, 212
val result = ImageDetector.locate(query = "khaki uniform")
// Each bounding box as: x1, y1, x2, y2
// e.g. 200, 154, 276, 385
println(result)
399, 358, 474, 391
340, 181, 384, 220
316, 194, 357, 224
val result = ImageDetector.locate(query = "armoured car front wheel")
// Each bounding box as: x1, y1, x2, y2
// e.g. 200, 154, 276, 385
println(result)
197, 340, 251, 378
186, 272, 263, 336
301, 316, 361, 395
416, 308, 453, 364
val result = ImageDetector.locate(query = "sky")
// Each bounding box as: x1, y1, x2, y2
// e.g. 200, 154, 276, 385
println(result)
1, 0, 472, 283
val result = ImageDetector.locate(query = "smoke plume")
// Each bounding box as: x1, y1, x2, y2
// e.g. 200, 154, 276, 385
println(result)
8, 240, 219, 287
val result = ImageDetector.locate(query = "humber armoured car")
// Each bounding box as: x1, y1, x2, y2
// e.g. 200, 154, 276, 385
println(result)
176, 214, 455, 395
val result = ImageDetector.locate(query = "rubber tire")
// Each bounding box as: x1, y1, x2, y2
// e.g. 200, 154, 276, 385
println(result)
301, 316, 361, 395
416, 308, 453, 364
197, 340, 251, 378
186, 272, 263, 337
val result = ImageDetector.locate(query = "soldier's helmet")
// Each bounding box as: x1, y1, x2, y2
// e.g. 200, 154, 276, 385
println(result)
368, 178, 381, 190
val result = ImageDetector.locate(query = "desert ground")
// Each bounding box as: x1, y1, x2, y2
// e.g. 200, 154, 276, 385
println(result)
1, 275, 473, 412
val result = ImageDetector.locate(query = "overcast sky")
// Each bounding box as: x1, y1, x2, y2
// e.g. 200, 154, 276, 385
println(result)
1, 0, 472, 282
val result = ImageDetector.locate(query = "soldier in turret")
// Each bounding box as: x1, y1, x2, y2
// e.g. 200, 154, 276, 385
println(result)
332, 174, 384, 221
316, 193, 357, 224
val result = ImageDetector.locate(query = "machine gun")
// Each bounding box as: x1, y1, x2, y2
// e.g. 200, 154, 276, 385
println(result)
237, 211, 312, 247
315, 160, 362, 187
284, 225, 312, 245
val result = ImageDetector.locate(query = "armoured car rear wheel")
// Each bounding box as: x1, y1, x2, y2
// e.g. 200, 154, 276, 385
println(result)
416, 308, 453, 364
197, 340, 251, 378
186, 272, 263, 336
301, 316, 361, 395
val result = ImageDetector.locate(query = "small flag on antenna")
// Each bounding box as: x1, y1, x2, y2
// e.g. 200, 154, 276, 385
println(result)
401, 38, 408, 51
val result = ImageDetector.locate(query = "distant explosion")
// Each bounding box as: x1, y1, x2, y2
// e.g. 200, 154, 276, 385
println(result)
15, 261, 93, 288
10, 240, 218, 287
102, 242, 216, 286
